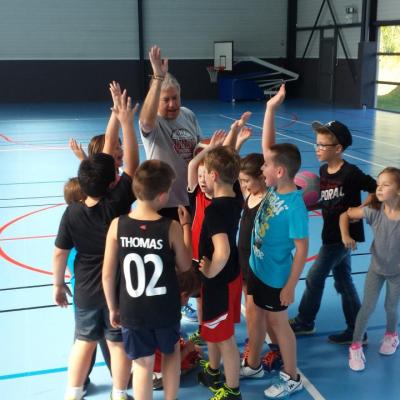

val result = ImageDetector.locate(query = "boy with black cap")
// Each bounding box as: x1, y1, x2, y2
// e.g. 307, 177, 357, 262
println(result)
290, 120, 377, 344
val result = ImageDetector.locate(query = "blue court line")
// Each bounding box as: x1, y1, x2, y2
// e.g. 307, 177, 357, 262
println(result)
0, 362, 106, 381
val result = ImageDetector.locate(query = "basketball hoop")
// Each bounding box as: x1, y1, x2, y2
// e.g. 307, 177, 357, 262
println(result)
206, 66, 225, 83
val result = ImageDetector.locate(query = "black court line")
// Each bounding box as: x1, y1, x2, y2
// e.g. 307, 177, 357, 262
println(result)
0, 180, 65, 185
0, 304, 72, 313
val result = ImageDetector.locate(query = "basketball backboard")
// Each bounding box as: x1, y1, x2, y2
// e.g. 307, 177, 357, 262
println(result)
214, 41, 233, 71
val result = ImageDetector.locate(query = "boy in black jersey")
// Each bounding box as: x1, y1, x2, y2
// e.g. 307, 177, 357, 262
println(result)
53, 89, 138, 400
103, 160, 192, 400
290, 120, 377, 344
197, 146, 242, 400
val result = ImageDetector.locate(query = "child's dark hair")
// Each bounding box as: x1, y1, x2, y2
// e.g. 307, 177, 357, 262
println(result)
204, 146, 240, 184
133, 160, 175, 201
269, 143, 301, 179
78, 153, 116, 198
369, 166, 400, 210
64, 177, 86, 204
240, 153, 264, 178
177, 269, 201, 297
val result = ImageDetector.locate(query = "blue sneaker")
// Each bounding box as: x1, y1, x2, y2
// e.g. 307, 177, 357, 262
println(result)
182, 304, 198, 322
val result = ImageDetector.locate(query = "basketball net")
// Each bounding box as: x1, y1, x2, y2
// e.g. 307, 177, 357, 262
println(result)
206, 66, 225, 83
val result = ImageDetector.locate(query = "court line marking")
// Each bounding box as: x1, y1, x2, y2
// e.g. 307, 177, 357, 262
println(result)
220, 115, 387, 168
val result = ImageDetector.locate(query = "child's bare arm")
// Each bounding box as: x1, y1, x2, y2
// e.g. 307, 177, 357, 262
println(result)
103, 81, 121, 156
170, 217, 192, 273
139, 46, 168, 133
187, 130, 226, 191
339, 211, 357, 250
102, 218, 121, 328
199, 233, 230, 278
52, 247, 72, 307
262, 84, 285, 158
280, 238, 308, 306
235, 126, 252, 152
112, 88, 140, 178
223, 111, 252, 149
69, 138, 87, 161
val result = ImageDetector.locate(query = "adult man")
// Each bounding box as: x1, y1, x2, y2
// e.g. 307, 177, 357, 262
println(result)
139, 46, 201, 220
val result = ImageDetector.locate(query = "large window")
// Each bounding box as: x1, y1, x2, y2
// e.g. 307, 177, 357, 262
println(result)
376, 26, 400, 112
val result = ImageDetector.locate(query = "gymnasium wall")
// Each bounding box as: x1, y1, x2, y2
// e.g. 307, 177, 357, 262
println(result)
0, 0, 287, 102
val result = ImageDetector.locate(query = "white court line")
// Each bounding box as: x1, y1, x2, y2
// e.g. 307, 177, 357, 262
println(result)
220, 115, 386, 168
271, 113, 400, 149
0, 143, 145, 152
240, 304, 326, 399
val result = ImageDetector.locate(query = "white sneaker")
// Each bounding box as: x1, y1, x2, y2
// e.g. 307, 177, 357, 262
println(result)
239, 358, 264, 379
349, 346, 365, 371
379, 333, 399, 355
264, 371, 303, 398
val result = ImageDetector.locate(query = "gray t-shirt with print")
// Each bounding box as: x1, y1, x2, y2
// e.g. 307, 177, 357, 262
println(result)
139, 107, 201, 207
364, 205, 400, 276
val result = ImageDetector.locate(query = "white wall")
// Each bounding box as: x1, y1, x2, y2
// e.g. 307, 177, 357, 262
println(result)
0, 0, 139, 60
143, 0, 287, 59
297, 0, 362, 59
0, 0, 287, 61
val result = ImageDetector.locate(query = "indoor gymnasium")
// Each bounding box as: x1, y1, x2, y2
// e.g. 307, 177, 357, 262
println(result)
1, 1, 400, 399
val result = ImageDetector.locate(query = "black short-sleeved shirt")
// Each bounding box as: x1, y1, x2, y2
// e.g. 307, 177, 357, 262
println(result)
319, 161, 376, 244
55, 172, 135, 308
199, 196, 242, 321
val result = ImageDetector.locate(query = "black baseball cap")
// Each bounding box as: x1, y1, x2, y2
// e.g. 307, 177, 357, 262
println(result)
312, 120, 353, 150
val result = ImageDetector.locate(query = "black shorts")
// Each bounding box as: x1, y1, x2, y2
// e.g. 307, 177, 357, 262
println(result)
122, 322, 180, 360
74, 306, 123, 342
247, 268, 287, 312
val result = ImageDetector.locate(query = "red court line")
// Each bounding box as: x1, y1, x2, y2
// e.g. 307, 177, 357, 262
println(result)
0, 234, 56, 241
0, 203, 69, 277
0, 133, 14, 143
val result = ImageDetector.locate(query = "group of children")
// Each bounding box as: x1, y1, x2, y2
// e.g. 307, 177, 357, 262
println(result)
52, 80, 400, 400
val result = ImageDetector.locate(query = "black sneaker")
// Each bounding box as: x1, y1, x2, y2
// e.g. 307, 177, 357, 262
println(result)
328, 330, 368, 345
289, 318, 315, 335
198, 360, 224, 391
209, 384, 242, 400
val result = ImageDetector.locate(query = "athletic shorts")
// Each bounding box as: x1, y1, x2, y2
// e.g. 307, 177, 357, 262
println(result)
74, 306, 122, 342
200, 274, 242, 343
122, 322, 180, 360
247, 268, 287, 312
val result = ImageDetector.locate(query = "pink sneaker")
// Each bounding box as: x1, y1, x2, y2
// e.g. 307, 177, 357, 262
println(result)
379, 333, 399, 355
349, 346, 365, 371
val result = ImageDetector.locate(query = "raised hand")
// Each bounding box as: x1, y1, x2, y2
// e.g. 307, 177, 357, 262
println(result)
109, 81, 122, 110
209, 129, 227, 147
178, 205, 191, 226
236, 126, 252, 146
69, 138, 87, 161
237, 111, 252, 128
112, 89, 139, 125
267, 84, 286, 109
149, 45, 168, 78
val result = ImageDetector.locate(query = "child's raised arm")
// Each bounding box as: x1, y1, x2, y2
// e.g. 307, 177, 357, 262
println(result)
262, 84, 285, 158
187, 130, 226, 191
102, 81, 121, 156
69, 138, 87, 161
102, 218, 121, 328
223, 111, 252, 149
111, 88, 140, 178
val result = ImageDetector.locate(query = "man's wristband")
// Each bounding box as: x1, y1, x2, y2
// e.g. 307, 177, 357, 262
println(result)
181, 222, 191, 227
150, 74, 164, 81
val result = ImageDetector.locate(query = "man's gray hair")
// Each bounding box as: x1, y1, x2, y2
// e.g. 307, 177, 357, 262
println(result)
161, 73, 181, 93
